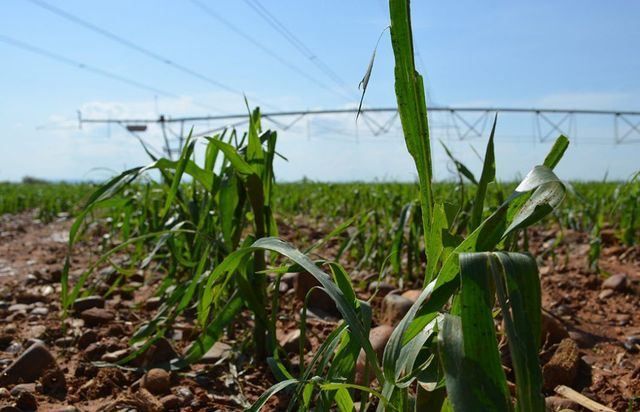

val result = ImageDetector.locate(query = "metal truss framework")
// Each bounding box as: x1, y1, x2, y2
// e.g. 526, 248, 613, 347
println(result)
77, 106, 640, 158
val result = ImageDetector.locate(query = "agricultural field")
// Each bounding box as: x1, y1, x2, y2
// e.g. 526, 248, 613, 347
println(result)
1, 1, 639, 412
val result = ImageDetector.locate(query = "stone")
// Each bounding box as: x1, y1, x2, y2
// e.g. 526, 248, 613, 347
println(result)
0, 343, 56, 386
30, 307, 49, 316
83, 342, 107, 361
541, 311, 569, 345
55, 337, 75, 348
601, 273, 627, 291
160, 394, 181, 410
355, 325, 394, 384
176, 386, 194, 403
39, 367, 67, 395
105, 323, 126, 338
141, 368, 171, 395
367, 281, 395, 296
9, 383, 36, 397
8, 303, 29, 313
278, 329, 309, 353
101, 348, 129, 363
568, 329, 597, 349
138, 338, 178, 367
72, 296, 105, 312
0, 388, 8, 398
144, 297, 162, 311
542, 338, 579, 391
199, 341, 232, 363
77, 330, 99, 349
545, 395, 578, 411
401, 289, 421, 302
293, 272, 339, 316
15, 390, 38, 411
381, 294, 413, 325
598, 289, 614, 300
79, 307, 114, 326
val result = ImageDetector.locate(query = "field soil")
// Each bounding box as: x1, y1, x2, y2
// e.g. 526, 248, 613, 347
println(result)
0, 211, 638, 411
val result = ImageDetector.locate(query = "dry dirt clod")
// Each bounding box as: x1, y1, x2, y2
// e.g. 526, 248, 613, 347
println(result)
72, 296, 105, 312
601, 273, 627, 291
79, 307, 114, 326
381, 294, 413, 325
141, 368, 171, 395
542, 338, 580, 391
0, 342, 56, 386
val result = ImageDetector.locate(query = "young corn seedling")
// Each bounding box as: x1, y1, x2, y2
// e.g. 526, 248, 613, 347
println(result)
61, 107, 280, 363
250, 0, 569, 410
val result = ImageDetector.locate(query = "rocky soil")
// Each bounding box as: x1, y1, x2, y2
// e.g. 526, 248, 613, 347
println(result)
0, 211, 638, 411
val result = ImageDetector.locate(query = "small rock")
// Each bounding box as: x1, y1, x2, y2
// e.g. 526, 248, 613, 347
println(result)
355, 325, 394, 384
15, 391, 38, 411
135, 387, 164, 412
9, 383, 36, 397
138, 338, 178, 367
0, 387, 9, 398
542, 338, 579, 390
83, 342, 106, 361
615, 313, 631, 325
545, 395, 578, 411
77, 330, 99, 349
144, 297, 162, 311
278, 330, 308, 353
278, 282, 289, 294
599, 228, 617, 245
160, 394, 181, 410
8, 304, 29, 313
367, 281, 395, 296
105, 323, 126, 337
568, 329, 597, 349
79, 307, 114, 326
601, 273, 627, 291
401, 289, 421, 302
73, 296, 105, 312
55, 337, 75, 348
0, 343, 56, 386
101, 348, 129, 363
541, 311, 569, 345
175, 386, 194, 403
39, 367, 67, 395
293, 272, 339, 316
30, 307, 49, 316
598, 289, 614, 300
16, 293, 42, 304
199, 341, 232, 363
141, 368, 171, 395
381, 294, 413, 325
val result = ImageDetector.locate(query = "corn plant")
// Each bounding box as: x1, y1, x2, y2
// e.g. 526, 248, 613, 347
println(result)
250, 0, 569, 410
61, 107, 279, 360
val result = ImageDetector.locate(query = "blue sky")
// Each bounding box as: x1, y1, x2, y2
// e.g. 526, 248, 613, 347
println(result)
1, 0, 639, 182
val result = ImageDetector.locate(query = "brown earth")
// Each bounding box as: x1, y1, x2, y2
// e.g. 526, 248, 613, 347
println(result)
0, 211, 638, 411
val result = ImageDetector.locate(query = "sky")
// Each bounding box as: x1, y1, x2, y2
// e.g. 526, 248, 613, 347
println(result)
1, 0, 639, 183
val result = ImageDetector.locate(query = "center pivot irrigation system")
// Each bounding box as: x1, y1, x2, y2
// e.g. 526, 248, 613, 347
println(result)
77, 106, 640, 159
